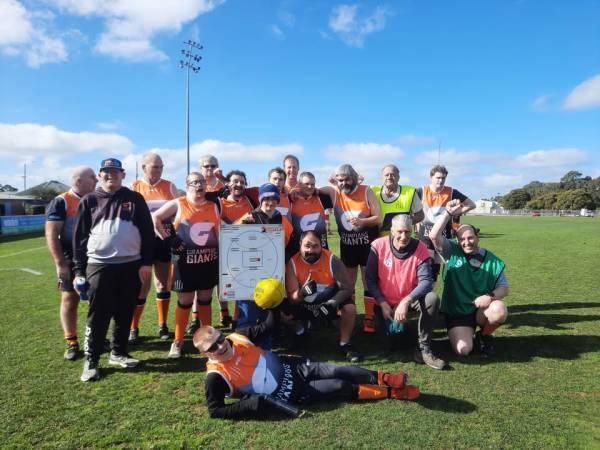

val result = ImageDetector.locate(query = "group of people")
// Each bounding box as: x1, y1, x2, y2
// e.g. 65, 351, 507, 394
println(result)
45, 152, 509, 416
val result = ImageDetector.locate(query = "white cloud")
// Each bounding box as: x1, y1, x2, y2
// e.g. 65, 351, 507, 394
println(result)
271, 25, 284, 38
328, 4, 390, 48
190, 140, 302, 162
563, 74, 600, 110
531, 95, 549, 112
48, 0, 225, 62
482, 173, 524, 188
512, 148, 588, 168
395, 133, 436, 146
96, 121, 124, 130
324, 142, 404, 162
0, 123, 134, 159
0, 0, 67, 68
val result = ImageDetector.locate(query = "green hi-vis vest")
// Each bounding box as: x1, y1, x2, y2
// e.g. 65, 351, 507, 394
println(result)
372, 185, 416, 237
441, 240, 505, 316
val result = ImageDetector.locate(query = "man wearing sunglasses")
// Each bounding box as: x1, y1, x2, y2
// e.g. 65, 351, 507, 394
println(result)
193, 287, 420, 419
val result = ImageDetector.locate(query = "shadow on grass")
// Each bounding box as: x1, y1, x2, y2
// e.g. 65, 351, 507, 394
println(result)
0, 231, 44, 243
509, 302, 600, 313
477, 232, 504, 239
416, 393, 476, 413
505, 312, 600, 330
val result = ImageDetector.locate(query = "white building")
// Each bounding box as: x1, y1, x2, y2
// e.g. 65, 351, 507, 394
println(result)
472, 200, 504, 215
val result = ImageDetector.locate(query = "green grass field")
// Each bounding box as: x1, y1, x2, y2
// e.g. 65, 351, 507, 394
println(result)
1, 216, 599, 449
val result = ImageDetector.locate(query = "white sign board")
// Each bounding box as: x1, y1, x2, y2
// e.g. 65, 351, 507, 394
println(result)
219, 223, 285, 301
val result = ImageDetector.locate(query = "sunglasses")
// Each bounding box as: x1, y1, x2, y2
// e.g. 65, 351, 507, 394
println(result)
205, 334, 226, 353
203, 164, 217, 169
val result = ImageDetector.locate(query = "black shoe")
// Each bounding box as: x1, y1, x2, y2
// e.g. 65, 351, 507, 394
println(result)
476, 331, 495, 357
340, 343, 363, 363
186, 319, 200, 336
414, 347, 446, 370
158, 324, 170, 340
64, 342, 80, 361
221, 315, 232, 328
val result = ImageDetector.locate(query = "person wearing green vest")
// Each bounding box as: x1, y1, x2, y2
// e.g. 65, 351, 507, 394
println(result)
430, 199, 509, 357
372, 164, 424, 237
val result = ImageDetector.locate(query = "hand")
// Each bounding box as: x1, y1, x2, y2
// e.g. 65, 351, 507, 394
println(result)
154, 218, 169, 239
393, 298, 411, 322
138, 265, 152, 285
473, 294, 493, 309
317, 301, 337, 321
241, 213, 255, 224
380, 302, 393, 320
56, 262, 71, 282
348, 216, 363, 228
167, 233, 187, 255
446, 199, 462, 216
214, 168, 224, 180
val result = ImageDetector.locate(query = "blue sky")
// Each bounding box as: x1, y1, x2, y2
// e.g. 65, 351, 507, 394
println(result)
1, 0, 599, 199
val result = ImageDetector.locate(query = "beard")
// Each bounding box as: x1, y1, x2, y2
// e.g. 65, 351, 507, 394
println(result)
340, 182, 355, 194
302, 252, 320, 264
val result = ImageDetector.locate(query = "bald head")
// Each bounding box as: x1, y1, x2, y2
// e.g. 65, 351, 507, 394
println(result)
72, 166, 97, 195
141, 152, 164, 183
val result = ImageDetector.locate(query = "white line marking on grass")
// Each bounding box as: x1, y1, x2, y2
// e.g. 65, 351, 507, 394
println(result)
0, 268, 43, 275
0, 246, 46, 259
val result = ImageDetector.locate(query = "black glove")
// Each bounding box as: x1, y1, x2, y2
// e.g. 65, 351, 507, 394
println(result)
300, 280, 317, 298
164, 224, 186, 255
316, 302, 337, 321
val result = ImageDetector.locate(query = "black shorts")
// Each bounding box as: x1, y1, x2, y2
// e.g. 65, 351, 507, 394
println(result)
444, 312, 477, 330
340, 243, 371, 268
57, 260, 75, 292
153, 236, 172, 263
171, 259, 218, 293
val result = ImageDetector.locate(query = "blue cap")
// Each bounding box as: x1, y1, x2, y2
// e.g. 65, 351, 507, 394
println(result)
258, 183, 280, 203
99, 158, 124, 171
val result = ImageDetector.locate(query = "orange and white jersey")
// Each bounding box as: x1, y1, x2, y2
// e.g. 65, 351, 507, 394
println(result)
206, 333, 289, 398
173, 197, 220, 260
419, 185, 453, 238
131, 178, 177, 213
205, 179, 225, 193
276, 191, 291, 218
290, 195, 327, 247
220, 197, 254, 224
290, 249, 335, 287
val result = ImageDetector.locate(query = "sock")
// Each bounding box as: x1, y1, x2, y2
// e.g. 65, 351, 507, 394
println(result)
482, 322, 500, 336
192, 311, 199, 322
175, 302, 192, 342
65, 333, 78, 346
363, 291, 376, 331
357, 384, 389, 400
197, 301, 212, 327
156, 292, 171, 327
131, 298, 146, 329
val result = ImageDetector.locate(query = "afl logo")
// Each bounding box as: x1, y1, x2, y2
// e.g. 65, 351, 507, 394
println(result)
455, 259, 463, 268
190, 222, 214, 246
384, 258, 392, 267
341, 210, 361, 231
300, 212, 321, 231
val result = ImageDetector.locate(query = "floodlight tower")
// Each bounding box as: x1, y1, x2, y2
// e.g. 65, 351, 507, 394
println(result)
180, 40, 203, 175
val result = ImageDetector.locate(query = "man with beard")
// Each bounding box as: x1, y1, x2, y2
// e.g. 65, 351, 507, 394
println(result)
129, 152, 179, 343
220, 170, 257, 224
152, 172, 221, 359
430, 199, 509, 357
46, 166, 97, 360
73, 158, 154, 381
320, 164, 381, 333
365, 214, 446, 370
371, 164, 423, 237
285, 231, 362, 362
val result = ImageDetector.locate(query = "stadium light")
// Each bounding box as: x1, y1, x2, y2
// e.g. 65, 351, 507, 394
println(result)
180, 40, 203, 175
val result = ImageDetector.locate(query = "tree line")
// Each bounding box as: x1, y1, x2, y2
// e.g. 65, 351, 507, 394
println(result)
498, 171, 600, 210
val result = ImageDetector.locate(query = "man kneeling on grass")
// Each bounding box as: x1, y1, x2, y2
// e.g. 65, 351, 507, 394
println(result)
429, 199, 509, 357
193, 280, 420, 419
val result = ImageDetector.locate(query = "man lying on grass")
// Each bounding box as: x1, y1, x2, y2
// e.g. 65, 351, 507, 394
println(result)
192, 280, 420, 419
429, 199, 509, 357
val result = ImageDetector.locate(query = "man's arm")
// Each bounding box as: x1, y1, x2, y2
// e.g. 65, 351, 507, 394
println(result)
205, 373, 262, 419
285, 260, 301, 304
237, 309, 280, 342
72, 198, 92, 277
356, 187, 381, 228
46, 221, 70, 280
452, 189, 476, 215
429, 200, 461, 258
133, 192, 155, 267
330, 256, 353, 306
152, 199, 179, 239
364, 246, 393, 320
410, 194, 424, 224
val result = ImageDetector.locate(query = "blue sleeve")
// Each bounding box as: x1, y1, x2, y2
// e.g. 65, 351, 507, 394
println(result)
46, 196, 66, 222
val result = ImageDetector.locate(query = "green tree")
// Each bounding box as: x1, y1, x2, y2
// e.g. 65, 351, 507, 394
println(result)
555, 189, 594, 210
500, 188, 530, 209
28, 186, 60, 202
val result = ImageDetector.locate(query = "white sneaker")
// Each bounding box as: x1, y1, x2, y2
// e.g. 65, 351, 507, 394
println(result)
168, 341, 183, 359
108, 352, 140, 368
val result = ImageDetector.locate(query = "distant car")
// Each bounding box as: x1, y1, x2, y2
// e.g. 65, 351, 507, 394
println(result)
532, 211, 541, 217
580, 209, 594, 217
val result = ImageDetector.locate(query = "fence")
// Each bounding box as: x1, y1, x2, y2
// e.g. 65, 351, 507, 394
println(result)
0, 215, 46, 236
478, 209, 597, 217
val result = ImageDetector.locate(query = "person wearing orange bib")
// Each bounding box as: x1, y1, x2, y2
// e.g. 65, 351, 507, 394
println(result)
219, 170, 257, 225
416, 165, 475, 281
285, 231, 362, 363
129, 152, 179, 343
199, 154, 226, 193
152, 172, 221, 359
193, 284, 420, 419
320, 164, 381, 334
45, 166, 98, 360
283, 154, 300, 192
366, 215, 446, 370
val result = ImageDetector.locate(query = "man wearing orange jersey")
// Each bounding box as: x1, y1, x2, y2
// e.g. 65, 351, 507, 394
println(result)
320, 164, 381, 334
152, 172, 221, 359
129, 152, 179, 343
285, 231, 362, 362
219, 170, 256, 224
416, 165, 475, 281
46, 166, 97, 360
283, 154, 300, 192
199, 154, 225, 193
